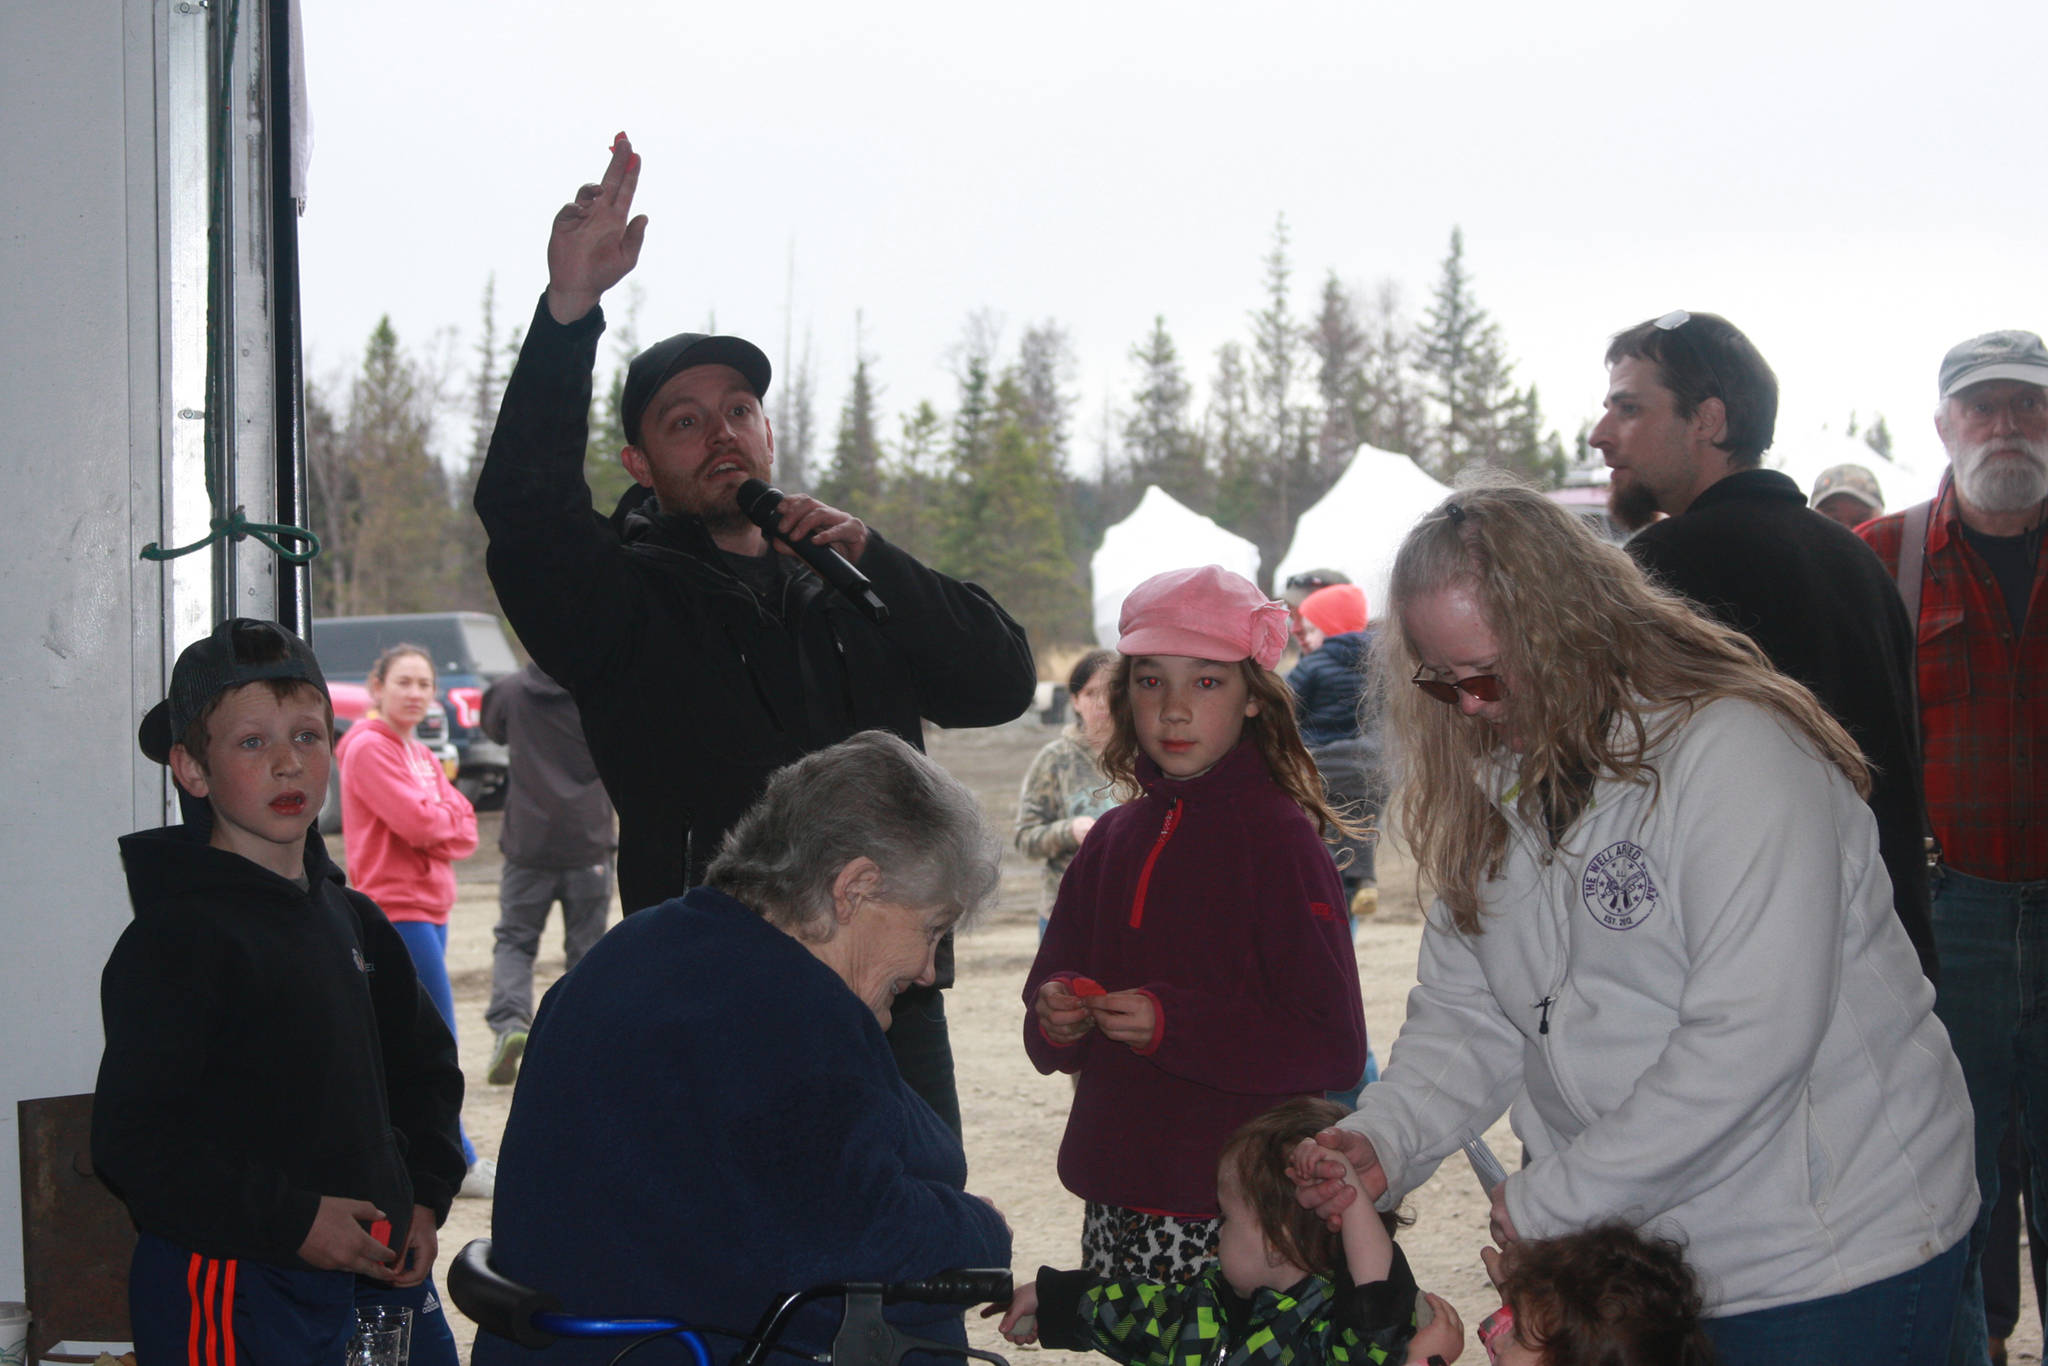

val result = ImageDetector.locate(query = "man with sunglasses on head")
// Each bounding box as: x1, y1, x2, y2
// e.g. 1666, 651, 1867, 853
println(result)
1588, 310, 1936, 981
1856, 330, 2048, 1366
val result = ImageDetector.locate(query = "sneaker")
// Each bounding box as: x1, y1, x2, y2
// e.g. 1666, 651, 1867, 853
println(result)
1349, 886, 1378, 919
487, 1030, 527, 1086
459, 1158, 497, 1200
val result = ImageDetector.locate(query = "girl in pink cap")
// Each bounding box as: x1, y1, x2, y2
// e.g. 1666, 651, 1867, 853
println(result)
1023, 564, 1369, 1280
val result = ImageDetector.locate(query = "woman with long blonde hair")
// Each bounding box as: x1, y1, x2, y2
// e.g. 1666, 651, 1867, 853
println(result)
1295, 482, 1975, 1366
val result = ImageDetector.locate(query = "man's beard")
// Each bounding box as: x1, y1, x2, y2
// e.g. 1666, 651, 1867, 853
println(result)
699, 501, 754, 536
1953, 434, 2048, 514
1608, 479, 1663, 532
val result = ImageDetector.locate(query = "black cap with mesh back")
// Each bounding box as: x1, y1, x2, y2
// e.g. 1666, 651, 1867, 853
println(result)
138, 618, 328, 764
620, 332, 773, 447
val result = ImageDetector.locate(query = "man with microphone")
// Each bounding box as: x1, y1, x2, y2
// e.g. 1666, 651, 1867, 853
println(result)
475, 134, 1036, 1131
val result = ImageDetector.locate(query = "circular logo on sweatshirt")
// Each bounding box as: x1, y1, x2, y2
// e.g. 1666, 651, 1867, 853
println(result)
1582, 841, 1660, 931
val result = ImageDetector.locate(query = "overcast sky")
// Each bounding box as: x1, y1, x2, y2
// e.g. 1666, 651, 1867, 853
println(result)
296, 0, 2047, 508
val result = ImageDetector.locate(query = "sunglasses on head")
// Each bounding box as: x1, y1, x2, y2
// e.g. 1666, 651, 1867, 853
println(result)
1653, 308, 1732, 412
1411, 666, 1506, 705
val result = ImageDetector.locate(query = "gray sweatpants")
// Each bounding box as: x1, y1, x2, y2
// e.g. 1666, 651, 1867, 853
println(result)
485, 859, 614, 1035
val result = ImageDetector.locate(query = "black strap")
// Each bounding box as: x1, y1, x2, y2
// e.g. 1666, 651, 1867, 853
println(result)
1898, 499, 1933, 640
1891, 497, 1939, 869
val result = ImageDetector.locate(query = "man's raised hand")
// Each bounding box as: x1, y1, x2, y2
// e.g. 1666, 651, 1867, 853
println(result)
546, 132, 649, 325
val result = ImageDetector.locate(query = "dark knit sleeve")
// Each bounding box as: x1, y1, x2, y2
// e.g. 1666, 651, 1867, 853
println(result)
1332, 1242, 1421, 1359
1034, 1266, 1191, 1366
473, 295, 647, 695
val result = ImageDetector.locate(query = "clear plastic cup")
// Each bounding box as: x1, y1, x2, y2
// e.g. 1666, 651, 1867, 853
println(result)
348, 1305, 412, 1366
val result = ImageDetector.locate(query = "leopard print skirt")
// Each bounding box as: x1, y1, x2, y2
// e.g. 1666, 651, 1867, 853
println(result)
1081, 1201, 1221, 1281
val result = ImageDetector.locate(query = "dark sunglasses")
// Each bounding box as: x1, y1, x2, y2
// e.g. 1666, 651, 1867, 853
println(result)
1411, 666, 1506, 705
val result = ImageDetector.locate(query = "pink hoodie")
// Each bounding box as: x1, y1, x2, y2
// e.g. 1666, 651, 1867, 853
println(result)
335, 718, 478, 923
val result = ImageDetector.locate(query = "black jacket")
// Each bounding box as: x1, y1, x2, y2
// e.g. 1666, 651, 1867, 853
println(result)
1627, 468, 1937, 981
476, 296, 1037, 914
93, 826, 466, 1266
1289, 628, 1373, 749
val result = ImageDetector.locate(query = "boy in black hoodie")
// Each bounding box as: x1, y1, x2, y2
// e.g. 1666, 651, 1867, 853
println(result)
93, 618, 467, 1363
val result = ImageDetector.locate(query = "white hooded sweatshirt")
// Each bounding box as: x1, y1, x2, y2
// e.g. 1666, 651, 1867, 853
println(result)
1348, 698, 1974, 1316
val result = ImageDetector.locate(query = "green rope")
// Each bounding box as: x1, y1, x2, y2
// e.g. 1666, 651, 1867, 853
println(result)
141, 506, 321, 565
143, 1, 322, 577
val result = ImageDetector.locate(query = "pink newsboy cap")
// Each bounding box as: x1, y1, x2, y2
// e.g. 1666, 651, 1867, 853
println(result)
1117, 565, 1291, 671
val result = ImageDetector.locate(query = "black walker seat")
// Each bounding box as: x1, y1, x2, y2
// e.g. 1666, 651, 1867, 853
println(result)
449, 1237, 1014, 1366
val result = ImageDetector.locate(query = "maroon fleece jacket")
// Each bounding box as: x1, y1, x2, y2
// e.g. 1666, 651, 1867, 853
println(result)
1023, 740, 1367, 1216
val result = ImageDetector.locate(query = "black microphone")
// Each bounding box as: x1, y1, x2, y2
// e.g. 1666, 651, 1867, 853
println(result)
736, 478, 890, 625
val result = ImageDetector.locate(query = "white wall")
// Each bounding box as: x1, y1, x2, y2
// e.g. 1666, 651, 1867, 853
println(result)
0, 0, 168, 1298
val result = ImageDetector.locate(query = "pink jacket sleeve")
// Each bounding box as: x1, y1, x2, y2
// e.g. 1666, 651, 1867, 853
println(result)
341, 727, 479, 859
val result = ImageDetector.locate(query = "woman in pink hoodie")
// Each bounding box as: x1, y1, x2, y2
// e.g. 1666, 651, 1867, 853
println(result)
336, 644, 484, 1189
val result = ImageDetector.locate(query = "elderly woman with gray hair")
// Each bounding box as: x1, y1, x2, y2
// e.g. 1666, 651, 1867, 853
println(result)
475, 731, 1012, 1366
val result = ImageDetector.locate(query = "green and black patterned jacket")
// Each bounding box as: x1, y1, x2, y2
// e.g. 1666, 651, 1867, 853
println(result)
1031, 1246, 1419, 1366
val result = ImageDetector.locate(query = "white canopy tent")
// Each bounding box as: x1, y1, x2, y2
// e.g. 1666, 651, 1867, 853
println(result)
1090, 485, 1262, 647
1273, 444, 1453, 623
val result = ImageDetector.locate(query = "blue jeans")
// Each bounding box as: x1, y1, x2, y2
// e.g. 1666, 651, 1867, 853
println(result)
1704, 1238, 1965, 1366
1928, 866, 2048, 1366
393, 919, 477, 1168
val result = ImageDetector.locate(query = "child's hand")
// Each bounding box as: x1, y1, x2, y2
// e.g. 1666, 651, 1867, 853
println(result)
1405, 1294, 1464, 1363
1035, 980, 1095, 1045
1289, 1128, 1387, 1230
297, 1195, 399, 1276
983, 1282, 1040, 1343
1291, 1136, 1360, 1193
1486, 1184, 1520, 1249
1088, 990, 1157, 1049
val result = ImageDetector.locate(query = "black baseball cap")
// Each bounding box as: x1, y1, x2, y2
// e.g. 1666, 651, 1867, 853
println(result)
138, 618, 329, 763
621, 331, 773, 447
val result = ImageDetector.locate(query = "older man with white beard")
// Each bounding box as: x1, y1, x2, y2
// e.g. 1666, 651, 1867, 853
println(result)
1860, 329, 2048, 1366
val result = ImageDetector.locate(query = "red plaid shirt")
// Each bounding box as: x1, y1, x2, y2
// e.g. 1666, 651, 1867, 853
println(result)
1860, 475, 2048, 882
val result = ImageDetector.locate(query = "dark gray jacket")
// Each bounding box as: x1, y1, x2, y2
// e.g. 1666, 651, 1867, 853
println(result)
481, 661, 616, 869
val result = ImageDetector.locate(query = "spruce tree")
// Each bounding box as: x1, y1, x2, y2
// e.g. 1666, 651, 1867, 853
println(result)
1210, 341, 1273, 583
1015, 321, 1075, 466
944, 373, 1085, 646
1308, 272, 1368, 481
307, 318, 456, 616
451, 276, 507, 613
777, 330, 819, 493
1417, 227, 1507, 479
1358, 280, 1427, 459
1121, 316, 1206, 509
887, 400, 946, 563
818, 348, 883, 511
